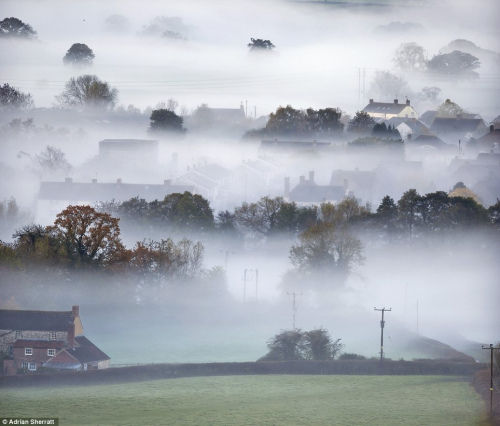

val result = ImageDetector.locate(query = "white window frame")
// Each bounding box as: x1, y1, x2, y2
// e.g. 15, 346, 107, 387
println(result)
49, 332, 57, 341
15, 330, 22, 338
47, 349, 56, 357
28, 362, 36, 371
25, 347, 33, 356
22, 361, 29, 369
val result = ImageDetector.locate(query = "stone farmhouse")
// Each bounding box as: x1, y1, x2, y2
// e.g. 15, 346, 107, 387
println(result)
0, 306, 109, 375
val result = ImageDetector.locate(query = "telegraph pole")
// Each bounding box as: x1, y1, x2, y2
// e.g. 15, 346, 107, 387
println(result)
374, 307, 392, 361
287, 292, 301, 329
482, 344, 500, 419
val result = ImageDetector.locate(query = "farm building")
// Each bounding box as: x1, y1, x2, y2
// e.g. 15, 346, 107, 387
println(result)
362, 99, 418, 120
0, 306, 109, 375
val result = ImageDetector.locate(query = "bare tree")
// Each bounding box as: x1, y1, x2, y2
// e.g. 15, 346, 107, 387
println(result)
57, 75, 118, 109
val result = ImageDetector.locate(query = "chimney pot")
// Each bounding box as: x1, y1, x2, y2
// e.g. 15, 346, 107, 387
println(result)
91, 178, 97, 183
284, 177, 290, 197
406, 99, 410, 105
116, 178, 122, 184
164, 179, 172, 185
394, 99, 398, 104
369, 99, 374, 104
72, 305, 79, 317
308, 170, 315, 183
299, 175, 305, 184
490, 124, 495, 133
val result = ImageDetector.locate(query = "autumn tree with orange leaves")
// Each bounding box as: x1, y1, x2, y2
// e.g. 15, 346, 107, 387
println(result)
51, 205, 125, 267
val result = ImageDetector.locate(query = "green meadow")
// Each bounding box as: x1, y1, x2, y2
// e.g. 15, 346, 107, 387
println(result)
0, 375, 487, 426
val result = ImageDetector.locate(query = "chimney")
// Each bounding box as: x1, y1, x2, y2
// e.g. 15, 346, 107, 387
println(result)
91, 178, 97, 183
116, 178, 122, 184
284, 177, 290, 198
394, 99, 398, 104
369, 99, 374, 104
308, 170, 315, 183
490, 124, 495, 133
64, 177, 72, 184
72, 305, 79, 318
299, 175, 305, 185
67, 323, 75, 348
164, 179, 172, 185
406, 99, 410, 105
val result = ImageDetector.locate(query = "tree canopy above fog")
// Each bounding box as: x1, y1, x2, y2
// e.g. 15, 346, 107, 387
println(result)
63, 43, 95, 66
246, 105, 344, 139
57, 75, 118, 109
0, 17, 36, 39
248, 38, 275, 51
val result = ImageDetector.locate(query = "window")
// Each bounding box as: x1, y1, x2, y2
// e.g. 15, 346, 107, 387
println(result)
15, 330, 22, 338
22, 361, 29, 369
28, 362, 36, 371
47, 349, 56, 357
49, 332, 57, 341
25, 348, 33, 356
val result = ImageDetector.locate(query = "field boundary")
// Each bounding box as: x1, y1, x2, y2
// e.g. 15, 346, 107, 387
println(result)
0, 359, 485, 388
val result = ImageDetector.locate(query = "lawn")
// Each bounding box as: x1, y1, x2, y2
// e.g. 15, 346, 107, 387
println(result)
0, 375, 487, 426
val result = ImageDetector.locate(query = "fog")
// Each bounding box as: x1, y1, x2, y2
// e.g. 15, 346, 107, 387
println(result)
1, 0, 499, 365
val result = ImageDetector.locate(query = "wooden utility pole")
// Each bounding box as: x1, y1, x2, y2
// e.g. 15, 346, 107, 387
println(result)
482, 344, 500, 419
374, 307, 391, 361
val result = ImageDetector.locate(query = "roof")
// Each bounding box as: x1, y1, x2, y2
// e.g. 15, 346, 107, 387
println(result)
476, 129, 500, 144
289, 183, 345, 203
410, 134, 446, 147
419, 110, 438, 126
386, 118, 431, 137
362, 101, 410, 115
68, 336, 110, 363
430, 117, 486, 134
0, 309, 73, 332
38, 181, 195, 202
13, 339, 66, 349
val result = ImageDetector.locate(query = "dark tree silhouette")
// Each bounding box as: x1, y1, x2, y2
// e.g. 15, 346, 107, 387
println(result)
0, 17, 36, 39
248, 38, 275, 50
149, 109, 185, 133
427, 50, 480, 76
348, 111, 375, 133
63, 43, 95, 66
0, 83, 33, 109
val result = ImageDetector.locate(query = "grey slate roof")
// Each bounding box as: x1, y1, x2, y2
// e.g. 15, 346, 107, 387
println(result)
430, 117, 486, 134
362, 102, 408, 115
69, 336, 110, 363
0, 309, 73, 332
38, 181, 194, 202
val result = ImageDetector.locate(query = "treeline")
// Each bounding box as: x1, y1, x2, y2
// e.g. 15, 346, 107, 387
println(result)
102, 190, 500, 241
0, 205, 213, 283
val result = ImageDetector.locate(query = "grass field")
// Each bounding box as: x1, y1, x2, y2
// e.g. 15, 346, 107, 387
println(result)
0, 375, 487, 426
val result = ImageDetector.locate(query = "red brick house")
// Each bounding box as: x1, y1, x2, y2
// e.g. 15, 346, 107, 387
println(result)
0, 306, 110, 375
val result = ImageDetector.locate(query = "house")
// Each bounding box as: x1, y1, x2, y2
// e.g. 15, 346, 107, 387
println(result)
0, 306, 109, 375
362, 99, 418, 120
285, 171, 345, 205
468, 125, 500, 152
330, 169, 377, 204
430, 117, 488, 143
38, 178, 194, 203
